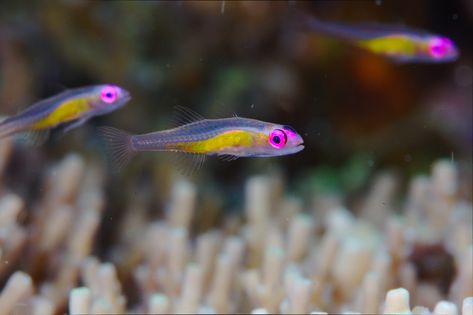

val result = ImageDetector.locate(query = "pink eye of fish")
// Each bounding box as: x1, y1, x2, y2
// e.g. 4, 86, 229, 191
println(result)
428, 37, 452, 58
269, 129, 287, 149
100, 85, 119, 104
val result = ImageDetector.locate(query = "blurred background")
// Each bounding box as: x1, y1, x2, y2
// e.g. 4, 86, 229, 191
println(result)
1, 0, 472, 257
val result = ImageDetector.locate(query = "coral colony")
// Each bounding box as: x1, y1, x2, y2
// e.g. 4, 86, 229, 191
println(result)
0, 136, 471, 314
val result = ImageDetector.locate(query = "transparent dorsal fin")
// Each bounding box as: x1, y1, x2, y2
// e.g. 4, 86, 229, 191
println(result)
171, 105, 206, 126
15, 129, 50, 147
218, 154, 239, 162
171, 152, 207, 176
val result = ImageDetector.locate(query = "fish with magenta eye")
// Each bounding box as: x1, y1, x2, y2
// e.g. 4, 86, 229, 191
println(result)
303, 16, 459, 63
99, 106, 304, 172
0, 84, 131, 145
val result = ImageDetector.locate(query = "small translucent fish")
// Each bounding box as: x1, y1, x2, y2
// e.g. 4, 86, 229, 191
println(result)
0, 84, 131, 145
304, 16, 459, 63
99, 107, 304, 172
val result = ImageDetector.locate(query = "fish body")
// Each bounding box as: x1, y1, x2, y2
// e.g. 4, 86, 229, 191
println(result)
357, 34, 419, 57
0, 84, 131, 143
304, 17, 459, 63
100, 114, 304, 170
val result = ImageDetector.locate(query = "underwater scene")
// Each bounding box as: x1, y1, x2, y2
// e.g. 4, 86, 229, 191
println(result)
0, 1, 472, 314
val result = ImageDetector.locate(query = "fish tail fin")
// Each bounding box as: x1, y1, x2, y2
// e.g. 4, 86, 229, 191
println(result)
0, 117, 15, 140
98, 126, 136, 171
0, 117, 50, 146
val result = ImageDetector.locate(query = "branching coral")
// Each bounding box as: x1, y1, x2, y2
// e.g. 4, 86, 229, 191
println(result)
0, 151, 105, 314
0, 149, 471, 314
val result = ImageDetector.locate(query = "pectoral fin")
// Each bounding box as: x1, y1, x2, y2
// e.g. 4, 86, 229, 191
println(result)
61, 117, 89, 133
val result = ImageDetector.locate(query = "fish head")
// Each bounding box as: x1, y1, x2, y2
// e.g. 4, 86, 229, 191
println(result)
251, 123, 304, 157
427, 36, 459, 61
89, 84, 131, 114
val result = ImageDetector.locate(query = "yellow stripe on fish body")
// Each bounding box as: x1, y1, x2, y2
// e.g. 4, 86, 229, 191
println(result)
31, 97, 91, 129
178, 130, 257, 154
357, 35, 419, 56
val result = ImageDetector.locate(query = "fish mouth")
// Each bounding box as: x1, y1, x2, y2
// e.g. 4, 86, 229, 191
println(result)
287, 142, 304, 155
116, 93, 132, 107
122, 92, 132, 103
